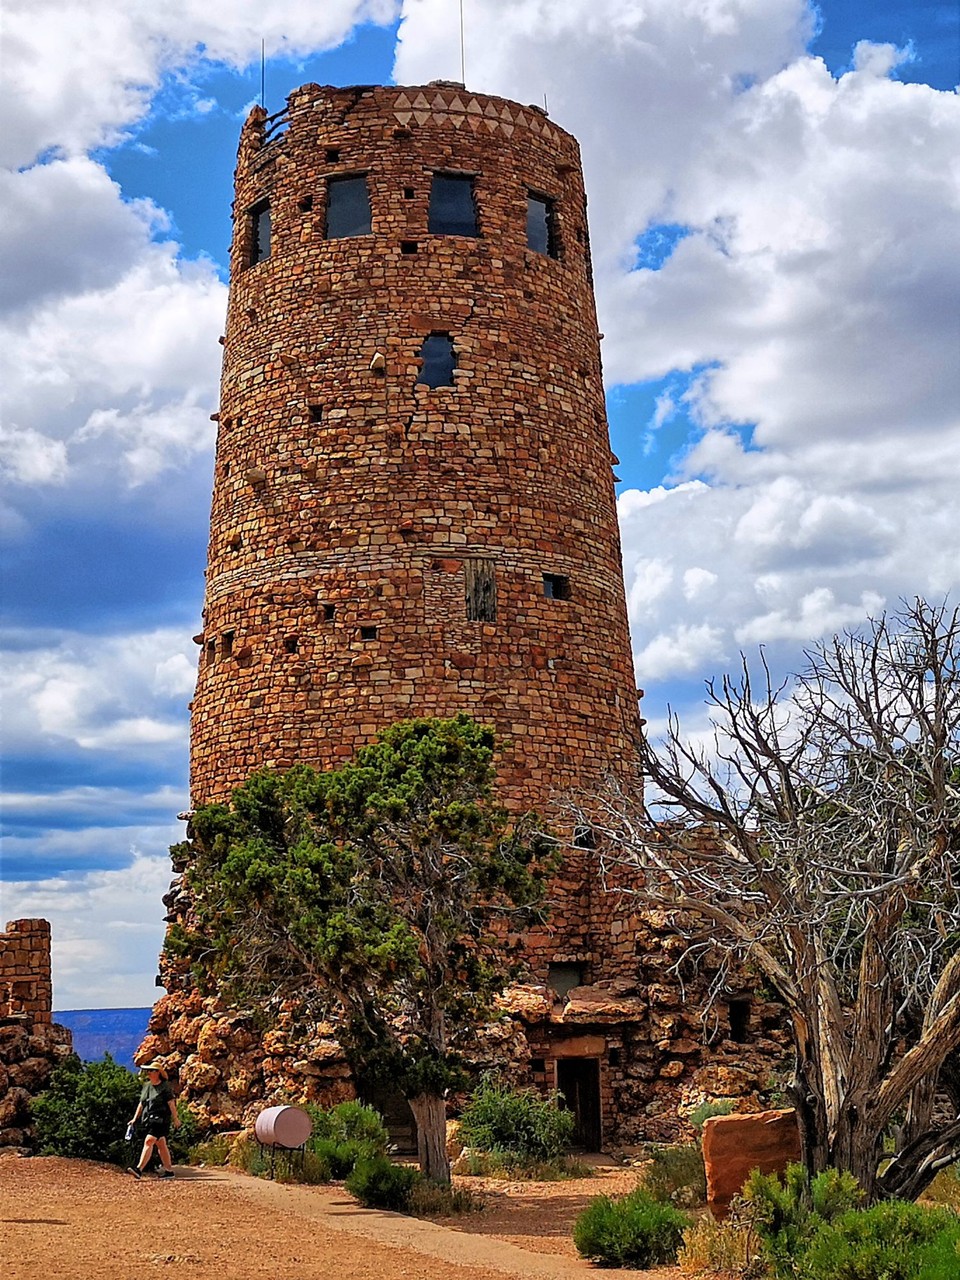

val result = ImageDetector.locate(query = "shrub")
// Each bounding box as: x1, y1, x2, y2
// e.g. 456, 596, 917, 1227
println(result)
744, 1163, 862, 1277
346, 1156, 420, 1211
641, 1143, 708, 1208
924, 1164, 960, 1212
309, 1137, 369, 1179
458, 1149, 592, 1180
228, 1133, 332, 1184
573, 1187, 687, 1268
678, 1200, 763, 1276
688, 1098, 736, 1131
188, 1134, 234, 1167
167, 1101, 205, 1163
797, 1200, 960, 1280
407, 1179, 484, 1216
458, 1077, 574, 1161
32, 1054, 141, 1165
307, 1100, 389, 1154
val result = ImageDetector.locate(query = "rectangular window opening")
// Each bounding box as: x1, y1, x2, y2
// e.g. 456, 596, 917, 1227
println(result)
249, 199, 271, 266
323, 603, 336, 621
325, 148, 341, 163
221, 630, 234, 658
298, 194, 313, 212
608, 1048, 622, 1068
360, 625, 378, 640
325, 175, 371, 239
543, 573, 571, 600
573, 825, 596, 850
403, 186, 415, 200
527, 193, 558, 257
417, 333, 456, 388
283, 635, 299, 654
205, 639, 216, 665
529, 1057, 546, 1074
548, 963, 585, 1001
728, 999, 752, 1043
308, 404, 323, 423
428, 173, 477, 237
465, 559, 497, 623
401, 240, 418, 255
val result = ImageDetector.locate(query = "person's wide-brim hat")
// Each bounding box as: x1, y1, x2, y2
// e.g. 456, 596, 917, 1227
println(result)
139, 1059, 168, 1078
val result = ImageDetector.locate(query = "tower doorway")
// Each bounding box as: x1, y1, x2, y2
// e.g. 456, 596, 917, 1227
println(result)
556, 1056, 602, 1150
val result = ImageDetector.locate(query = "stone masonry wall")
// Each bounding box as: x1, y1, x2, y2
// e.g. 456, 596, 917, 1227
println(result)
0, 920, 73, 1148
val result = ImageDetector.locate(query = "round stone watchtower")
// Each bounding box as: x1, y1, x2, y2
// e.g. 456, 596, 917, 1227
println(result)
191, 81, 639, 813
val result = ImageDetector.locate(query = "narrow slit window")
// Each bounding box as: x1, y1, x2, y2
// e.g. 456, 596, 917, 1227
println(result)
308, 404, 323, 423
527, 193, 558, 257
249, 199, 271, 265
205, 639, 216, 665
428, 174, 477, 236
465, 559, 497, 623
543, 573, 571, 600
417, 333, 456, 388
221, 630, 234, 658
323, 603, 336, 621
325, 175, 371, 238
728, 999, 752, 1043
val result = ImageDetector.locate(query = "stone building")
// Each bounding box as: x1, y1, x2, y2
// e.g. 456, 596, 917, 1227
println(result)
147, 82, 788, 1147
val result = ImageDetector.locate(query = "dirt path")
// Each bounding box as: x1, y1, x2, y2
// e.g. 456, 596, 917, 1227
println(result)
1, 1154, 678, 1280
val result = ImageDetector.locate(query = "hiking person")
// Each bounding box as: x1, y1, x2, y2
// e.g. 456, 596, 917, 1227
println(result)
127, 1059, 180, 1179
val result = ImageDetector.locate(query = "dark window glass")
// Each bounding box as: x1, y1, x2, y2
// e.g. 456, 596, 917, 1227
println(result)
250, 200, 270, 265
465, 559, 497, 622
417, 334, 456, 388
428, 174, 477, 236
527, 194, 557, 256
548, 963, 585, 1000
543, 573, 571, 600
325, 175, 371, 238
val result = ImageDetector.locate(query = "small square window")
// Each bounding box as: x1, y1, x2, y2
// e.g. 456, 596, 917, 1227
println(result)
249, 199, 271, 265
543, 573, 570, 600
548, 963, 585, 1000
360, 625, 378, 640
573, 825, 596, 850
325, 175, 371, 238
527, 193, 558, 257
308, 405, 322, 423
283, 636, 299, 653
429, 174, 477, 236
401, 240, 418, 255
404, 186, 415, 200
530, 1057, 546, 1074
298, 194, 313, 212
325, 148, 341, 163
417, 333, 456, 388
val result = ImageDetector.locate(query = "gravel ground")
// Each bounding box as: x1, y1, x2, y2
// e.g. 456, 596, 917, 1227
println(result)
1, 1153, 678, 1280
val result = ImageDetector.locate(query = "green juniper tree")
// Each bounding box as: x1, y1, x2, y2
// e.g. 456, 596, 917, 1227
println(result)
171, 714, 551, 1182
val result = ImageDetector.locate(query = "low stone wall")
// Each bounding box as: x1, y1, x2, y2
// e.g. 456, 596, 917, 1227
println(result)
0, 919, 74, 1148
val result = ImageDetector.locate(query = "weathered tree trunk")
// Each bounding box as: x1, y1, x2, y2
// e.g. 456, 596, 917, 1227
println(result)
408, 1093, 450, 1183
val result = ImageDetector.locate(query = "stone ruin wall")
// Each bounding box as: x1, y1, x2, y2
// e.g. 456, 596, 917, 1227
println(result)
0, 920, 73, 1148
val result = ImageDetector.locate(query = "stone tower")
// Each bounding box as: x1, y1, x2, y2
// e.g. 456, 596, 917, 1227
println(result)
191, 82, 640, 824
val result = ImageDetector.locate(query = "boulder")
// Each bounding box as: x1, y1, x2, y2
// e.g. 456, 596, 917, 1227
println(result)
703, 1108, 802, 1216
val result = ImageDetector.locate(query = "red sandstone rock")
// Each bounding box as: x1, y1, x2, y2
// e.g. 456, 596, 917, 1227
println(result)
703, 1108, 802, 1214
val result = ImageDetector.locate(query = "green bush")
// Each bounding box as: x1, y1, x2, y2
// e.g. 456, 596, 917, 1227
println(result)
573, 1187, 687, 1268
167, 1101, 205, 1163
346, 1155, 421, 1211
458, 1077, 574, 1161
641, 1143, 708, 1208
188, 1133, 234, 1167
688, 1098, 736, 1131
307, 1100, 389, 1153
309, 1137, 369, 1179
744, 1162, 862, 1276
459, 1149, 592, 1180
797, 1200, 960, 1280
407, 1179, 484, 1216
32, 1053, 141, 1166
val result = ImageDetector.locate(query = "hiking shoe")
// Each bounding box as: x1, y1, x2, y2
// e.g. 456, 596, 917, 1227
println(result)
127, 1166, 142, 1180
158, 1170, 175, 1178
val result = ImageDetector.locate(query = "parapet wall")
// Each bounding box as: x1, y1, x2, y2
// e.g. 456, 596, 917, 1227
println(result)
0, 919, 52, 1027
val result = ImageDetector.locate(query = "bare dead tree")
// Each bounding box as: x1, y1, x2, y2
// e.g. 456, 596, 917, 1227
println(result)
577, 598, 960, 1201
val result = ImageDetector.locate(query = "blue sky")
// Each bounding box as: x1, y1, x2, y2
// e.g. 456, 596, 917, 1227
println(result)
2, 0, 958, 1008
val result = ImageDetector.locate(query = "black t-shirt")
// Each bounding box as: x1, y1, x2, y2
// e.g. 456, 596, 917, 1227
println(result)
140, 1080, 173, 1123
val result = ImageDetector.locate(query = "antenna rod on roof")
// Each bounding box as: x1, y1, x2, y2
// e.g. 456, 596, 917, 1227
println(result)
260, 39, 265, 110
459, 0, 466, 86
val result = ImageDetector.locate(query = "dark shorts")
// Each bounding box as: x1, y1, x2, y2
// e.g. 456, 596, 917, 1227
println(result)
144, 1120, 170, 1139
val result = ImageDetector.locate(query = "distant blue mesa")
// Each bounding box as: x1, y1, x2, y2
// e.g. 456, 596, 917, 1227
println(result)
54, 1008, 153, 1072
